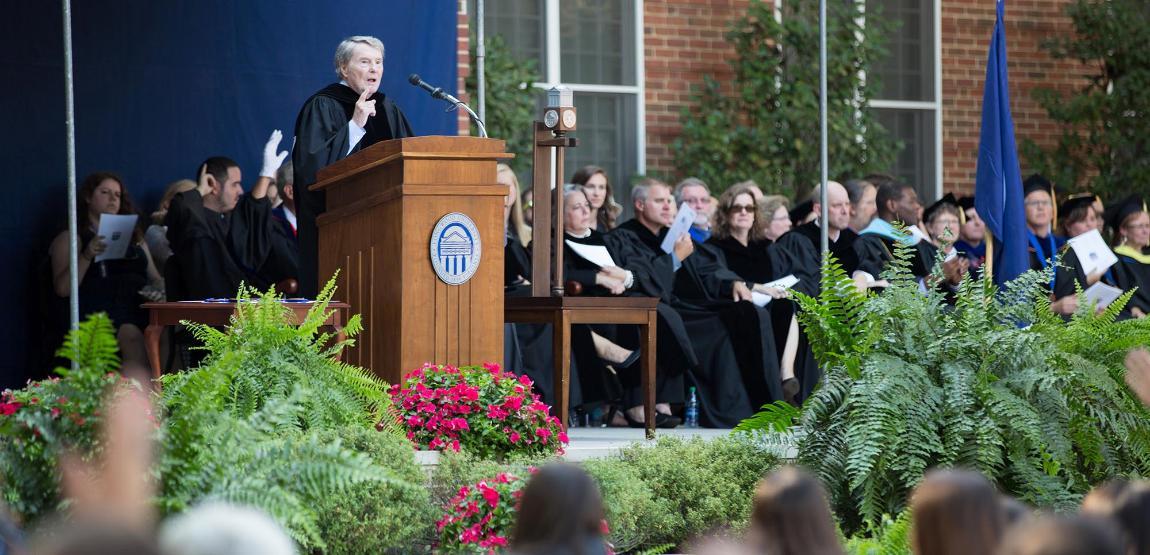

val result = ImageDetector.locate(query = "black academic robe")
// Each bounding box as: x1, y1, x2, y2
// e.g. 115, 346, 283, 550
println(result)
292, 83, 414, 297
164, 189, 289, 300
1112, 250, 1150, 315
793, 222, 861, 277
1053, 246, 1137, 319
854, 231, 935, 280
611, 219, 783, 427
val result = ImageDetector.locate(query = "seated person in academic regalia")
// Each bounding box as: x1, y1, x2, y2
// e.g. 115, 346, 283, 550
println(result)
855, 180, 966, 290
953, 196, 988, 272
1106, 195, 1150, 318
561, 187, 684, 428
165, 131, 296, 300
610, 179, 785, 427
571, 165, 622, 232
921, 194, 970, 303
674, 178, 715, 243
706, 184, 819, 404
790, 181, 865, 293
499, 164, 532, 290
1051, 193, 1117, 317
845, 178, 878, 233
1022, 174, 1067, 282
292, 35, 414, 297
50, 172, 163, 368
270, 162, 299, 245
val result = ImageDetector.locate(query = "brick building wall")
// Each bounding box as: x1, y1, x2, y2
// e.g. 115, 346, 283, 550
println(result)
940, 0, 1083, 195
458, 0, 1087, 198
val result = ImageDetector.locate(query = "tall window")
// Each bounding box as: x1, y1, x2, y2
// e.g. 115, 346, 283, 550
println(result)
869, 0, 941, 202
471, 0, 644, 194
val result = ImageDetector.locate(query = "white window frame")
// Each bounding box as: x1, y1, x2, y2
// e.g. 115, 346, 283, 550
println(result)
868, 0, 943, 199
533, 0, 646, 175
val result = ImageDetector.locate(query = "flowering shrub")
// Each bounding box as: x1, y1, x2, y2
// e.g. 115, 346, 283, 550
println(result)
0, 314, 130, 520
389, 363, 567, 459
436, 471, 526, 553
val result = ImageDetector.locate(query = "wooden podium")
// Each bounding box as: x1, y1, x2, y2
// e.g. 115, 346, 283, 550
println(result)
310, 136, 511, 384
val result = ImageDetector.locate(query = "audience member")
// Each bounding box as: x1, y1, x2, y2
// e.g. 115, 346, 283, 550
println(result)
856, 181, 966, 290
165, 131, 296, 300
270, 161, 298, 242
145, 178, 197, 275
571, 165, 622, 232
1051, 193, 1108, 316
1022, 174, 1065, 282
674, 177, 714, 242
910, 469, 1006, 555
1080, 479, 1150, 555
760, 195, 792, 242
953, 196, 987, 272
921, 194, 972, 303
1108, 195, 1150, 318
845, 178, 878, 232
746, 466, 844, 555
610, 178, 786, 427
509, 463, 610, 555
49, 172, 162, 367
159, 503, 297, 555
500, 164, 532, 287
995, 514, 1125, 555
792, 181, 862, 279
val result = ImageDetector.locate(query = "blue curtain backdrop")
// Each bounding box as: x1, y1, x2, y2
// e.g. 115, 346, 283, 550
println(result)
0, 1, 459, 387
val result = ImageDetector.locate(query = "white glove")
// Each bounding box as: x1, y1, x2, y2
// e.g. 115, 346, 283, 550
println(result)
260, 129, 289, 179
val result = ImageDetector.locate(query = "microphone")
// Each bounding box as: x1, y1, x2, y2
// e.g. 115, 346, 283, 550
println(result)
408, 73, 454, 102
407, 73, 488, 138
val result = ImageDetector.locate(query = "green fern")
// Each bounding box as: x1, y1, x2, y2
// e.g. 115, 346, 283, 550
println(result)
742, 246, 1150, 534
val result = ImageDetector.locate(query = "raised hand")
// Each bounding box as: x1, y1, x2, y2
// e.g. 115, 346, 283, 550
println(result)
260, 129, 289, 179
352, 88, 376, 128
673, 233, 694, 261
195, 162, 214, 197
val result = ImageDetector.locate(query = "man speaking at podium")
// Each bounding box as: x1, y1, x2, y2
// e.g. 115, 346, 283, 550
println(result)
292, 35, 415, 297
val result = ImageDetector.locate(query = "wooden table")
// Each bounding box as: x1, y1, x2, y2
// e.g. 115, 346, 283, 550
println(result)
142, 301, 350, 381
505, 296, 659, 438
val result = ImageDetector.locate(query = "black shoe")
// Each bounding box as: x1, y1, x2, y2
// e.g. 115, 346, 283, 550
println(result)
603, 347, 642, 371
622, 409, 681, 429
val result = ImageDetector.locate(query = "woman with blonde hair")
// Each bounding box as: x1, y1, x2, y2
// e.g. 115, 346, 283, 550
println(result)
498, 163, 532, 286
145, 179, 197, 274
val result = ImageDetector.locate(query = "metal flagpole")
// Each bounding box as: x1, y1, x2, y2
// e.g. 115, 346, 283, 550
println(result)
63, 0, 80, 343
818, 0, 829, 257
476, 0, 486, 126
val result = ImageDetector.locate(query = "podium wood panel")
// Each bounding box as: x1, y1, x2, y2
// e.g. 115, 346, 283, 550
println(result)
314, 136, 510, 384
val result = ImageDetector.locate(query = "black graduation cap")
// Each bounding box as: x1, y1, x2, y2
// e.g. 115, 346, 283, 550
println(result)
1058, 192, 1097, 220
1023, 174, 1054, 197
956, 196, 975, 211
1104, 194, 1146, 231
922, 193, 963, 226
789, 199, 813, 227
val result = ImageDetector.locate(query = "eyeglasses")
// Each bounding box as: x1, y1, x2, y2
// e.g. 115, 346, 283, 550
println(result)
728, 204, 756, 214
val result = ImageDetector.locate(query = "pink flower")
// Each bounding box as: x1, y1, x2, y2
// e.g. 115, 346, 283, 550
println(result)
535, 427, 552, 439
479, 483, 500, 507
503, 396, 523, 411
0, 402, 21, 416
518, 374, 532, 386
483, 362, 501, 372
558, 431, 569, 444
509, 431, 521, 443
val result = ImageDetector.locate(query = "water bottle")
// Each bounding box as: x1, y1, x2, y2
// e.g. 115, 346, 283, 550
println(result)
685, 387, 699, 428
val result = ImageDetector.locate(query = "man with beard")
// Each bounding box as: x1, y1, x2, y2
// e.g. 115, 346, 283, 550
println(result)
610, 178, 784, 427
291, 36, 414, 297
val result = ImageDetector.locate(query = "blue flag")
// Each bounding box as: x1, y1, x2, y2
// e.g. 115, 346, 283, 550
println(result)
975, 0, 1029, 286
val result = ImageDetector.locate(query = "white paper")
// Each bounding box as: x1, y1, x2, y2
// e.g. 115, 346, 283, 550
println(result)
1083, 282, 1124, 310
1068, 229, 1118, 276
94, 214, 138, 262
565, 240, 616, 268
751, 291, 773, 307
660, 202, 697, 254
762, 274, 799, 291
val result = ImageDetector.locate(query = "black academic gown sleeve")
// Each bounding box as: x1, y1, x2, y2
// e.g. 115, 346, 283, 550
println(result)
769, 232, 822, 298
1113, 256, 1150, 315
854, 234, 891, 278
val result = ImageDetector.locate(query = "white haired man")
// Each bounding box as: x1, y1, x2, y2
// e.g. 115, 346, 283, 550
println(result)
291, 35, 414, 297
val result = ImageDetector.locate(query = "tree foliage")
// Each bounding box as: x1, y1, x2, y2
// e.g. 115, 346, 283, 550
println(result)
1021, 0, 1150, 199
466, 34, 540, 174
740, 244, 1150, 534
673, 0, 898, 197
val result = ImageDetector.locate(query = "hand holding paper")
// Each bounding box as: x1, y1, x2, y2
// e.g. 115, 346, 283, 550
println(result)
660, 202, 697, 254
1068, 229, 1118, 276
95, 214, 139, 262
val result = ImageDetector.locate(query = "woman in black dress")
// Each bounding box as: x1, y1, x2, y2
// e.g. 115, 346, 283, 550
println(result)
49, 172, 162, 368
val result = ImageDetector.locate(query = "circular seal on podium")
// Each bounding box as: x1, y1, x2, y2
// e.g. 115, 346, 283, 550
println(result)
430, 212, 482, 285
